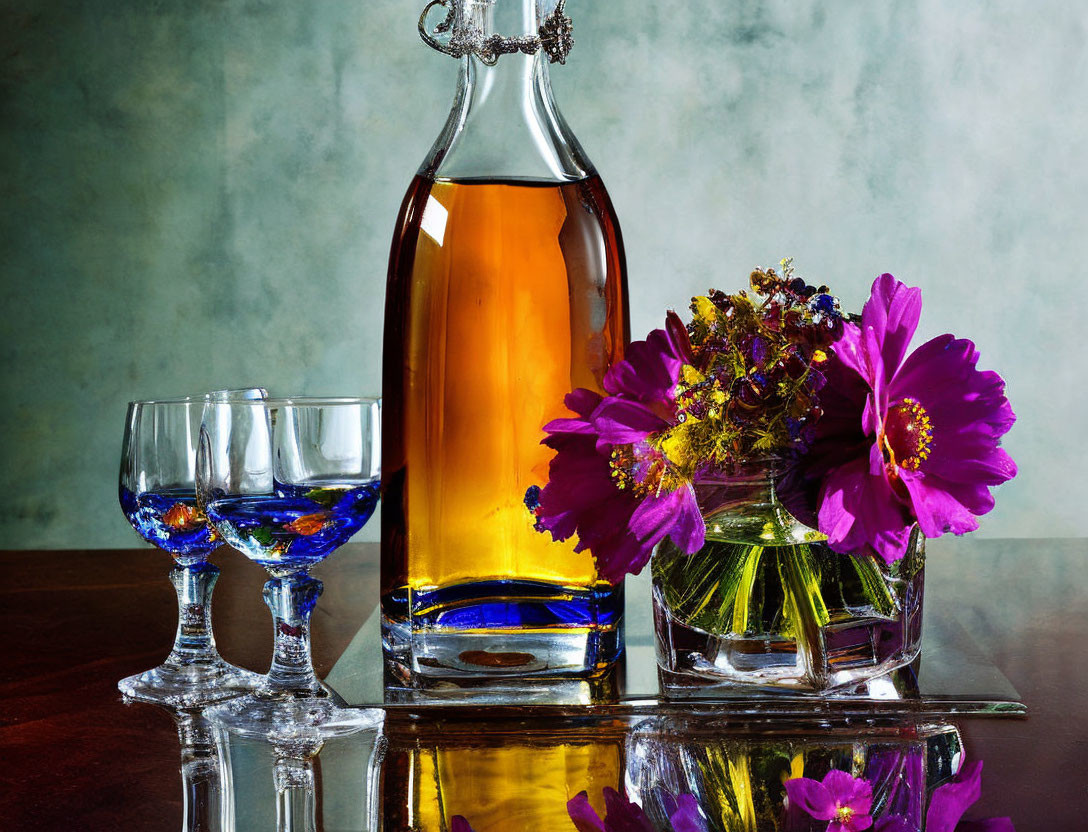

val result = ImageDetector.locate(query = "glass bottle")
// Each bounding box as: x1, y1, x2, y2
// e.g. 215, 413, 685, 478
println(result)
382, 0, 630, 683
652, 461, 925, 694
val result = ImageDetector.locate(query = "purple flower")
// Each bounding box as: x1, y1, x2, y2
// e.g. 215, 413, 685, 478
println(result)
785, 769, 874, 831
535, 328, 705, 582
810, 274, 1016, 562
450, 816, 475, 832
567, 788, 706, 832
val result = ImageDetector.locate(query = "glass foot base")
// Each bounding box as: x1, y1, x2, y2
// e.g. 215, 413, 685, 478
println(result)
118, 659, 260, 708
206, 689, 383, 744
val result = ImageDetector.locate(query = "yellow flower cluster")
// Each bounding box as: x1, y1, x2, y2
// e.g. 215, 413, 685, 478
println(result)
647, 262, 845, 479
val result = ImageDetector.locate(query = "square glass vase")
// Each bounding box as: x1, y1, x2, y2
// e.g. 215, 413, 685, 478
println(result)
652, 470, 924, 695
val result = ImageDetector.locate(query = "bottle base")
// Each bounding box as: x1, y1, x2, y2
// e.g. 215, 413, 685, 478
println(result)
381, 579, 623, 684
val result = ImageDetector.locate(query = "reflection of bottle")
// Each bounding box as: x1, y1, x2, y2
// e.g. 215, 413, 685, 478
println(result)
382, 0, 629, 681
379, 716, 625, 831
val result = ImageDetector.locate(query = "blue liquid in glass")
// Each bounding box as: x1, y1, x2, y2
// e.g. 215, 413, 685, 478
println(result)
119, 487, 219, 560
206, 481, 380, 574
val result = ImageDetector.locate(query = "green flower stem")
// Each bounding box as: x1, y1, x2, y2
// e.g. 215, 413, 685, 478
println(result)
778, 544, 830, 688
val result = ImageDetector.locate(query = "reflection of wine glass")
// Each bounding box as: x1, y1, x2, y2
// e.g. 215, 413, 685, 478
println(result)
212, 712, 386, 831
199, 397, 382, 740
173, 708, 233, 832
118, 393, 263, 706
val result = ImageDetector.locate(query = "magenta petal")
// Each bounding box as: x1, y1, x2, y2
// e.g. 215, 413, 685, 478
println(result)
670, 487, 707, 554
785, 778, 836, 820
862, 393, 882, 444
862, 274, 922, 377
899, 471, 980, 538
891, 337, 1015, 447
925, 760, 984, 832
543, 415, 599, 436
924, 441, 1017, 487
603, 328, 684, 409
889, 335, 969, 406
591, 398, 670, 446
666, 310, 698, 366
565, 388, 606, 420
567, 791, 606, 832
591, 529, 655, 584
823, 769, 873, 816
818, 458, 913, 562
836, 322, 885, 395
668, 794, 707, 832
601, 787, 655, 832
629, 485, 705, 555
450, 816, 475, 832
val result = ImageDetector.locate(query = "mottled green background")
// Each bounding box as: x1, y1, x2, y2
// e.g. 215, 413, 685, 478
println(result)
1, 1, 1079, 549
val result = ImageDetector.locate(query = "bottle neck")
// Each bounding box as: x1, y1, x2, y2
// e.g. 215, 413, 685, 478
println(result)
463, 0, 542, 39
421, 1, 592, 181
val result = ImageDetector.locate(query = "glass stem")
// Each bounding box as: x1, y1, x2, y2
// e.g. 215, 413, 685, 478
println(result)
274, 755, 318, 832
166, 562, 222, 668
262, 574, 323, 696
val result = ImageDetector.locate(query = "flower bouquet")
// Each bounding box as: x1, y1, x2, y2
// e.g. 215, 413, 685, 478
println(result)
529, 262, 1016, 692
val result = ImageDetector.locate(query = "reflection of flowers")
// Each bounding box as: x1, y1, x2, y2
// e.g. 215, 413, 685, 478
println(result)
806, 275, 1016, 563
785, 769, 874, 831
788, 759, 1014, 832
568, 787, 706, 832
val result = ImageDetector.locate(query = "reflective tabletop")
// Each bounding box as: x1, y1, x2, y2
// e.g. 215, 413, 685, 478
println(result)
3, 538, 1085, 830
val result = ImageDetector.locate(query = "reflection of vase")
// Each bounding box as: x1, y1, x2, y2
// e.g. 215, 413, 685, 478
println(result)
652, 465, 924, 693
626, 717, 961, 832
378, 716, 625, 831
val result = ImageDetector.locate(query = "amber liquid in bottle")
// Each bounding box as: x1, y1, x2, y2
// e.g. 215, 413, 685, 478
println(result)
381, 173, 629, 677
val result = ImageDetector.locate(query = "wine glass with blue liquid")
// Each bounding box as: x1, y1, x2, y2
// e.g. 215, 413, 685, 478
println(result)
118, 392, 264, 706
199, 397, 382, 740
